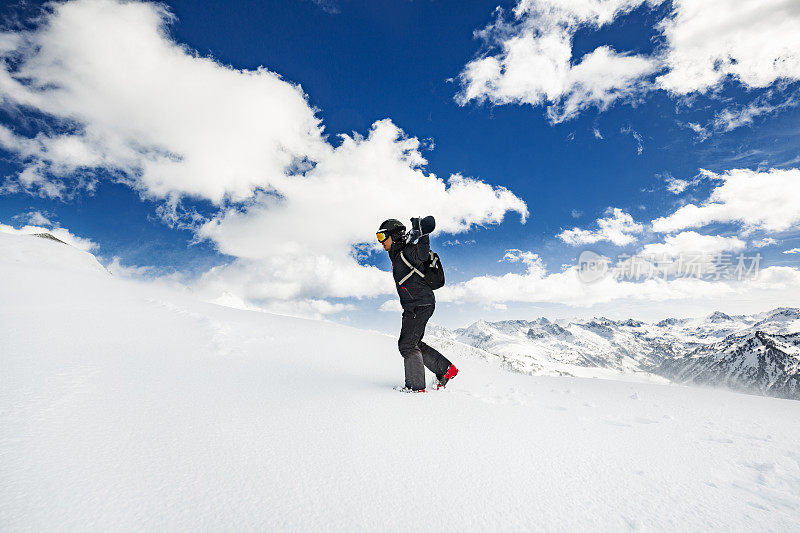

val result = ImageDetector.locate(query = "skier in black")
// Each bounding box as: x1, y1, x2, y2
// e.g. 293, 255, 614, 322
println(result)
377, 217, 458, 393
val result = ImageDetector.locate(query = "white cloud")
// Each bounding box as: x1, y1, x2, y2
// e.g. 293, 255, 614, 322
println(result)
499, 248, 546, 274
620, 125, 643, 155
712, 92, 800, 132
684, 122, 710, 142
456, 0, 659, 123
652, 168, 800, 234
458, 0, 800, 121
664, 177, 689, 194
558, 208, 643, 246
640, 231, 745, 257
661, 171, 706, 195
104, 257, 158, 278
784, 248, 800, 255
0, 0, 528, 313
678, 90, 800, 141
0, 0, 326, 203
439, 161, 800, 311
438, 248, 800, 309
379, 299, 403, 312
592, 128, 603, 140
618, 231, 747, 279
657, 0, 800, 94
751, 237, 777, 248
194, 120, 528, 304
442, 239, 476, 246
13, 210, 52, 226
0, 138, 68, 197
209, 288, 357, 320
715, 104, 778, 132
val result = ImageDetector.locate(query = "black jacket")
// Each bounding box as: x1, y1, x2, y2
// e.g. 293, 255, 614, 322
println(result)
388, 235, 435, 310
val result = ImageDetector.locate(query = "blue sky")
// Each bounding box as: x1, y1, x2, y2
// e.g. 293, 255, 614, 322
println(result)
1, 0, 799, 331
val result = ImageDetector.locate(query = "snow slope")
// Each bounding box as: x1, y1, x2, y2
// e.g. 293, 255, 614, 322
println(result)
2, 232, 800, 530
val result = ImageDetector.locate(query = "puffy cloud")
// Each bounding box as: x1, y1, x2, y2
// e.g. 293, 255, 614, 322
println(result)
784, 248, 800, 255
0, 128, 72, 197
617, 231, 747, 279
751, 237, 777, 248
104, 257, 158, 278
500, 248, 543, 266
665, 177, 689, 194
194, 119, 528, 303
652, 168, 800, 234
458, 0, 800, 121
683, 122, 710, 142
639, 231, 745, 258
657, 0, 800, 94
263, 298, 355, 320
442, 164, 800, 309
0, 0, 528, 313
456, 0, 659, 122
440, 248, 726, 307
443, 161, 800, 309
13, 210, 52, 226
0, 0, 327, 203
439, 247, 800, 309
210, 292, 355, 321
558, 208, 643, 246
379, 299, 403, 312
661, 171, 704, 194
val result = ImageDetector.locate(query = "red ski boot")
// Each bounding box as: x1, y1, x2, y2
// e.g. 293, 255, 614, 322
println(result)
435, 364, 459, 390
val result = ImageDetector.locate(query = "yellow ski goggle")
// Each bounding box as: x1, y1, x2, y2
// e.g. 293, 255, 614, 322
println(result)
376, 232, 389, 243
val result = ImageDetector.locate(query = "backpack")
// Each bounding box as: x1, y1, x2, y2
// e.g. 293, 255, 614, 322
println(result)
399, 249, 445, 290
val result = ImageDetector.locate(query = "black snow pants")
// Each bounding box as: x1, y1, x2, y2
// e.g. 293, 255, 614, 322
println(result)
398, 304, 452, 391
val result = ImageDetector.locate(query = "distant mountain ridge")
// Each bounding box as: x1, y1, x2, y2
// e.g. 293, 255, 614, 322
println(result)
428, 308, 800, 400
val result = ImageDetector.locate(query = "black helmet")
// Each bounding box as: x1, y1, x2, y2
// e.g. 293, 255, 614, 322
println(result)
377, 219, 405, 243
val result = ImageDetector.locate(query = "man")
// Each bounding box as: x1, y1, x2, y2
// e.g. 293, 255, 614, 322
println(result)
377, 218, 459, 393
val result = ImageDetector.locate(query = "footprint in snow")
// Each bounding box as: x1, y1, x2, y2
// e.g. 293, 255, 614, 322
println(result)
705, 436, 734, 444
603, 418, 633, 428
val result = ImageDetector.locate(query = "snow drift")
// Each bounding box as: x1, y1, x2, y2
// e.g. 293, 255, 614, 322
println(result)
1, 232, 799, 530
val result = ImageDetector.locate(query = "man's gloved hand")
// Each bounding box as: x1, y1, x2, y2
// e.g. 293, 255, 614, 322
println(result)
420, 215, 435, 235
407, 217, 422, 243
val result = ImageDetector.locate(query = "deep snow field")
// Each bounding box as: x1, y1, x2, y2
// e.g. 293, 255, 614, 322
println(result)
2, 232, 799, 531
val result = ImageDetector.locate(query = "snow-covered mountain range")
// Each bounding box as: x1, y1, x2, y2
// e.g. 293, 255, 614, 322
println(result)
427, 308, 800, 399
